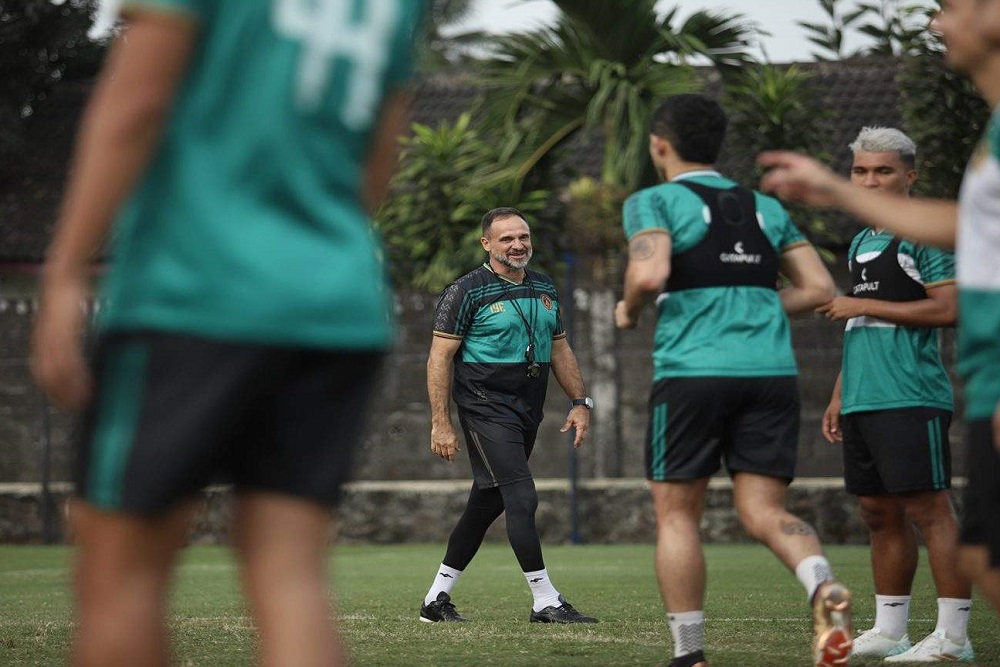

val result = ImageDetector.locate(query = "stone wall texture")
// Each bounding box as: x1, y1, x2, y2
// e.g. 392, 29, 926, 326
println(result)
0, 275, 965, 488
0, 479, 967, 546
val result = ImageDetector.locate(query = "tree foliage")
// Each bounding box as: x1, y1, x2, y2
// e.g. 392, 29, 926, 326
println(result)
722, 64, 838, 251
898, 17, 990, 199
375, 114, 552, 292
0, 0, 103, 169
418, 0, 484, 71
797, 0, 930, 60
471, 0, 759, 191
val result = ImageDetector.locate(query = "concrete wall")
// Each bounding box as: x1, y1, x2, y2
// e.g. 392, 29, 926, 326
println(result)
5, 478, 967, 546
0, 273, 965, 486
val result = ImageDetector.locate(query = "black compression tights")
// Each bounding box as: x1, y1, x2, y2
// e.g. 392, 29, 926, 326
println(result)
442, 479, 544, 573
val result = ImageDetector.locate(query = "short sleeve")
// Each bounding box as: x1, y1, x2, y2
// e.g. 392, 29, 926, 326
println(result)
551, 288, 566, 339
121, 0, 204, 19
432, 281, 470, 339
916, 244, 956, 287
383, 2, 427, 87
623, 188, 672, 239
775, 207, 808, 251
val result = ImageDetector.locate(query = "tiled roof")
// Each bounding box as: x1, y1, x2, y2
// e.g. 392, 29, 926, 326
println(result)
0, 58, 905, 262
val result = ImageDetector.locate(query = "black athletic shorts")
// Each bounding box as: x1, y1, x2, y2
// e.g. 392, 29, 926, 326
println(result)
960, 419, 1000, 568
644, 376, 799, 482
75, 332, 384, 514
841, 407, 952, 496
458, 414, 537, 489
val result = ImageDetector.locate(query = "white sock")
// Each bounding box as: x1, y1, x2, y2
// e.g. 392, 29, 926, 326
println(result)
524, 568, 561, 612
795, 555, 834, 601
873, 595, 911, 641
935, 597, 972, 643
668, 610, 705, 658
424, 563, 463, 606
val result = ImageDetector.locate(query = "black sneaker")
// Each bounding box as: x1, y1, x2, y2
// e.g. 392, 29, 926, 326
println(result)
668, 650, 707, 667
420, 592, 468, 623
529, 595, 598, 624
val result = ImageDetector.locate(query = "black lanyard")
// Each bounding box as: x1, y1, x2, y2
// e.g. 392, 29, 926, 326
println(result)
487, 265, 541, 379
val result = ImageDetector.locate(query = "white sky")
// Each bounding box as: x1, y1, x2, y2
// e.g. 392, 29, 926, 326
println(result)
450, 0, 936, 63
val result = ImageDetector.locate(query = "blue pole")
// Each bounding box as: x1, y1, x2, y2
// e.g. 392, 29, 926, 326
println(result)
563, 251, 581, 544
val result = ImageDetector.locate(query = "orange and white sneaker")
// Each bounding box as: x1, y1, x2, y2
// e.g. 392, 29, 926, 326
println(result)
812, 580, 853, 667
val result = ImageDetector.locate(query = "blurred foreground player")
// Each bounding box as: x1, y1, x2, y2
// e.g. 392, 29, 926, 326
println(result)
32, 1, 424, 665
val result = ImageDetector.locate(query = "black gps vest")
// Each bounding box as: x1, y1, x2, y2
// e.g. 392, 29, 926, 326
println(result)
664, 181, 779, 293
850, 236, 926, 302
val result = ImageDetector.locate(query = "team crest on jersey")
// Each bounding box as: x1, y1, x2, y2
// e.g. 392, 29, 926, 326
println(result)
540, 294, 554, 311
490, 302, 506, 314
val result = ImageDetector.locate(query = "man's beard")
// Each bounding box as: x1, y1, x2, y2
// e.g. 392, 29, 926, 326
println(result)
492, 248, 532, 270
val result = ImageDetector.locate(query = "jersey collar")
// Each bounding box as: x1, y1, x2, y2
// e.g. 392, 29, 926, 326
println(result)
671, 169, 724, 183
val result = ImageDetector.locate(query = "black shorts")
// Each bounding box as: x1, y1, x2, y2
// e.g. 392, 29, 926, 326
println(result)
644, 376, 799, 482
960, 419, 1000, 567
841, 407, 952, 496
75, 332, 384, 514
458, 414, 537, 489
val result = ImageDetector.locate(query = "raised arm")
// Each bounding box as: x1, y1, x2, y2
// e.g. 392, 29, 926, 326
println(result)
550, 336, 590, 448
615, 230, 672, 329
427, 334, 463, 462
758, 151, 958, 249
778, 244, 836, 316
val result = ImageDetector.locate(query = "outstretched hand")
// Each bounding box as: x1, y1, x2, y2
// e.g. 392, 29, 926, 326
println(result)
758, 151, 845, 209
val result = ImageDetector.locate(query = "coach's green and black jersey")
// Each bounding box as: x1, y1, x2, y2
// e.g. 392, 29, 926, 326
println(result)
433, 265, 566, 428
97, 0, 425, 350
840, 230, 955, 414
623, 171, 808, 381
957, 111, 1000, 421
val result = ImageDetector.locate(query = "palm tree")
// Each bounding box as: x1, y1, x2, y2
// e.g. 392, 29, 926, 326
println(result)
420, 0, 483, 70
797, 0, 869, 60
471, 0, 759, 191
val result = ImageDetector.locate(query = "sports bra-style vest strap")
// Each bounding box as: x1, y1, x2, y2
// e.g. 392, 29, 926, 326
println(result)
664, 181, 779, 293
850, 236, 927, 302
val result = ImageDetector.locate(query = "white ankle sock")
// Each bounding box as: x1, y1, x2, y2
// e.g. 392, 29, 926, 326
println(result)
524, 568, 561, 612
795, 555, 834, 601
424, 563, 462, 606
935, 597, 972, 643
873, 594, 910, 641
668, 610, 705, 658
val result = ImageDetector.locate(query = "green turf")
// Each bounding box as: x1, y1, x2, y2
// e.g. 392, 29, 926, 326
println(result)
0, 544, 997, 666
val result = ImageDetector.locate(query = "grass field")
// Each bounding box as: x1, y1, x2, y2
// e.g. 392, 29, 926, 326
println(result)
1, 543, 998, 666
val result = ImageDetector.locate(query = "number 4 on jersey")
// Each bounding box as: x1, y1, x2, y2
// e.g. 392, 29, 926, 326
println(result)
272, 0, 400, 126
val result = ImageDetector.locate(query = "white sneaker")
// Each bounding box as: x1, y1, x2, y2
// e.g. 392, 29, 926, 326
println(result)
884, 630, 975, 662
850, 628, 911, 658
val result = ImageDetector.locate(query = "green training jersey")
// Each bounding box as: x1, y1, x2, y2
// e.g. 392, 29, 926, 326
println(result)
957, 109, 1000, 420
623, 171, 809, 381
433, 265, 566, 429
98, 0, 425, 349
840, 229, 955, 414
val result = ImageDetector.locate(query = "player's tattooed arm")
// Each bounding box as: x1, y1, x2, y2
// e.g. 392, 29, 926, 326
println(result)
616, 230, 671, 330
629, 235, 656, 261
780, 520, 817, 536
